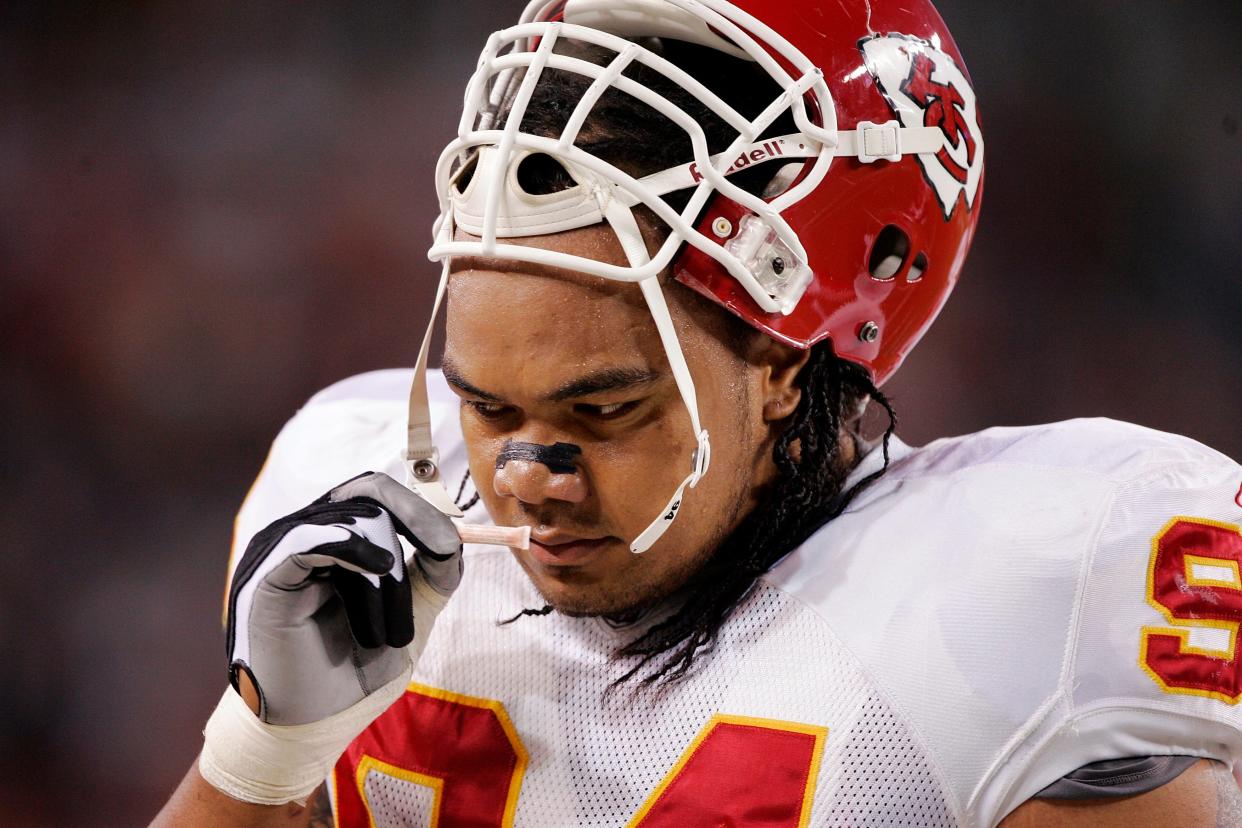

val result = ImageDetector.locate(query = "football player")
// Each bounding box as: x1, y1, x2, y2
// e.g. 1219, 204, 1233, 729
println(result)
155, 0, 1242, 825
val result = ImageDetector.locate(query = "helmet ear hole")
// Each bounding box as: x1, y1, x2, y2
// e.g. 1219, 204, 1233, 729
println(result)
762, 162, 805, 199
868, 225, 911, 281
908, 251, 928, 282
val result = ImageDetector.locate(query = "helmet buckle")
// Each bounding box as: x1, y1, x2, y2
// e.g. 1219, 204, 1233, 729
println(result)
855, 120, 903, 164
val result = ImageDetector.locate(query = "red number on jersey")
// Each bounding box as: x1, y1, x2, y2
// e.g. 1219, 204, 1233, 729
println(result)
333, 683, 527, 827
333, 689, 825, 826
629, 715, 826, 828
1141, 517, 1242, 704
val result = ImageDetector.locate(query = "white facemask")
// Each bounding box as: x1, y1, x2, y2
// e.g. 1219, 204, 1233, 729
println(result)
405, 0, 942, 552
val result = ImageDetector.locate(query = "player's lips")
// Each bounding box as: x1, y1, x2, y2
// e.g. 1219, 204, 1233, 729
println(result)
527, 529, 612, 567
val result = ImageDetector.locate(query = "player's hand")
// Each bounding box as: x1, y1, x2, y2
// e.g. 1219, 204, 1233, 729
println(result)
200, 471, 462, 804
225, 471, 462, 725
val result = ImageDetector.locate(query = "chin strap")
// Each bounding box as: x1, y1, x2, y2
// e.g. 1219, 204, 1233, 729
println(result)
413, 202, 712, 553
601, 199, 711, 554
413, 188, 712, 554
404, 259, 464, 519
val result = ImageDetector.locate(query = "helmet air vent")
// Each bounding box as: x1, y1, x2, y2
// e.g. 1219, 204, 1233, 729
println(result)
908, 251, 928, 282
868, 224, 911, 281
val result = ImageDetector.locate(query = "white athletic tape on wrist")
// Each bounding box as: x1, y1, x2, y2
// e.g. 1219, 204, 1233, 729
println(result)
410, 574, 451, 661
198, 669, 410, 805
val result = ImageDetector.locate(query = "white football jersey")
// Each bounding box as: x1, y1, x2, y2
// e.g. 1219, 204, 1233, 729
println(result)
228, 369, 1242, 827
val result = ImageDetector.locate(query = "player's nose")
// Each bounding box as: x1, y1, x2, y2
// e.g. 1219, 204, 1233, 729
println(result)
493, 458, 588, 505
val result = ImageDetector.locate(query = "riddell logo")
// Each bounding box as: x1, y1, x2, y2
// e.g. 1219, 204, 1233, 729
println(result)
689, 140, 786, 184
860, 34, 984, 219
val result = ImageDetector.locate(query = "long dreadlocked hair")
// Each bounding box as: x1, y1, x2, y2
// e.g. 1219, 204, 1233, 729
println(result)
616, 345, 894, 684
467, 36, 899, 684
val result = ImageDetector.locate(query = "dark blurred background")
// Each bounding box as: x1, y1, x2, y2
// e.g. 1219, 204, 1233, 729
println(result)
1, 1, 1239, 824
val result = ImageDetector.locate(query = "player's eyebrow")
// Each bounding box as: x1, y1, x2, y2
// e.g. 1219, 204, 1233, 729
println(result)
440, 358, 659, 404
545, 367, 660, 402
441, 358, 501, 401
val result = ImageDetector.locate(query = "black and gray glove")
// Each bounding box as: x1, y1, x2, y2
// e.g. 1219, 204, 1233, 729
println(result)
226, 470, 463, 725
200, 471, 462, 804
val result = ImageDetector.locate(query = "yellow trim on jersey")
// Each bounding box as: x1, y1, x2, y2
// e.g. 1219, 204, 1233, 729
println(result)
1140, 622, 1237, 658
221, 445, 277, 626
1184, 553, 1242, 589
330, 769, 340, 828
1140, 515, 1242, 705
406, 681, 529, 827
625, 713, 828, 828
794, 717, 828, 828
355, 755, 444, 828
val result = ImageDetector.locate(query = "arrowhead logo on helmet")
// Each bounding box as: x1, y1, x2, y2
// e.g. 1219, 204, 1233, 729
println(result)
861, 34, 984, 220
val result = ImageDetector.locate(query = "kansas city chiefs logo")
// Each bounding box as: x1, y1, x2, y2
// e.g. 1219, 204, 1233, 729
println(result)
860, 34, 984, 219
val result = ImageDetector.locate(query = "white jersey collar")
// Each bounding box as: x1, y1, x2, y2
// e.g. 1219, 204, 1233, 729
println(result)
844, 433, 914, 492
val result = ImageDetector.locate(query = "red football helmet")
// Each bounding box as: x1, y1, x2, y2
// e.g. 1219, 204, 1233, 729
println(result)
671, 0, 984, 385
411, 0, 985, 550
430, 0, 984, 386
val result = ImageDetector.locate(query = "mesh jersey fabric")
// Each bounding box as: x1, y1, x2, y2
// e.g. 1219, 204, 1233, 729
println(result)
229, 369, 1242, 827
361, 550, 957, 827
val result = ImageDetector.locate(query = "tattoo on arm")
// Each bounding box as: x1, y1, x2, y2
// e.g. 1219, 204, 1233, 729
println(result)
307, 785, 334, 828
1212, 760, 1242, 828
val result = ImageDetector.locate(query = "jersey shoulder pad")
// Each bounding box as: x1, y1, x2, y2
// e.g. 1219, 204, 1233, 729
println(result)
894, 417, 1232, 484
767, 419, 1242, 825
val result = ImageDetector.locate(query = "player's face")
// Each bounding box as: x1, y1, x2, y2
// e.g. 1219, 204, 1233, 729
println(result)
443, 223, 804, 616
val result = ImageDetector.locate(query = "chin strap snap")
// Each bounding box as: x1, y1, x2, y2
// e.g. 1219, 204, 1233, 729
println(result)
691, 428, 711, 484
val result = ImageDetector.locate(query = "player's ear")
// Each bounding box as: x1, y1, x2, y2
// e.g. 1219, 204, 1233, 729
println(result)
754, 338, 811, 423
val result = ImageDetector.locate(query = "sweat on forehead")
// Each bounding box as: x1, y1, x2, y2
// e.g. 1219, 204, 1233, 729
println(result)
445, 269, 761, 390
444, 271, 648, 365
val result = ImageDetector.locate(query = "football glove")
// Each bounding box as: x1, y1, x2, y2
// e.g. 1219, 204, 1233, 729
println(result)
198, 471, 462, 804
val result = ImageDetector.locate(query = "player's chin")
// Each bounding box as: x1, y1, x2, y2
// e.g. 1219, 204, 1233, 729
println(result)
511, 544, 653, 616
